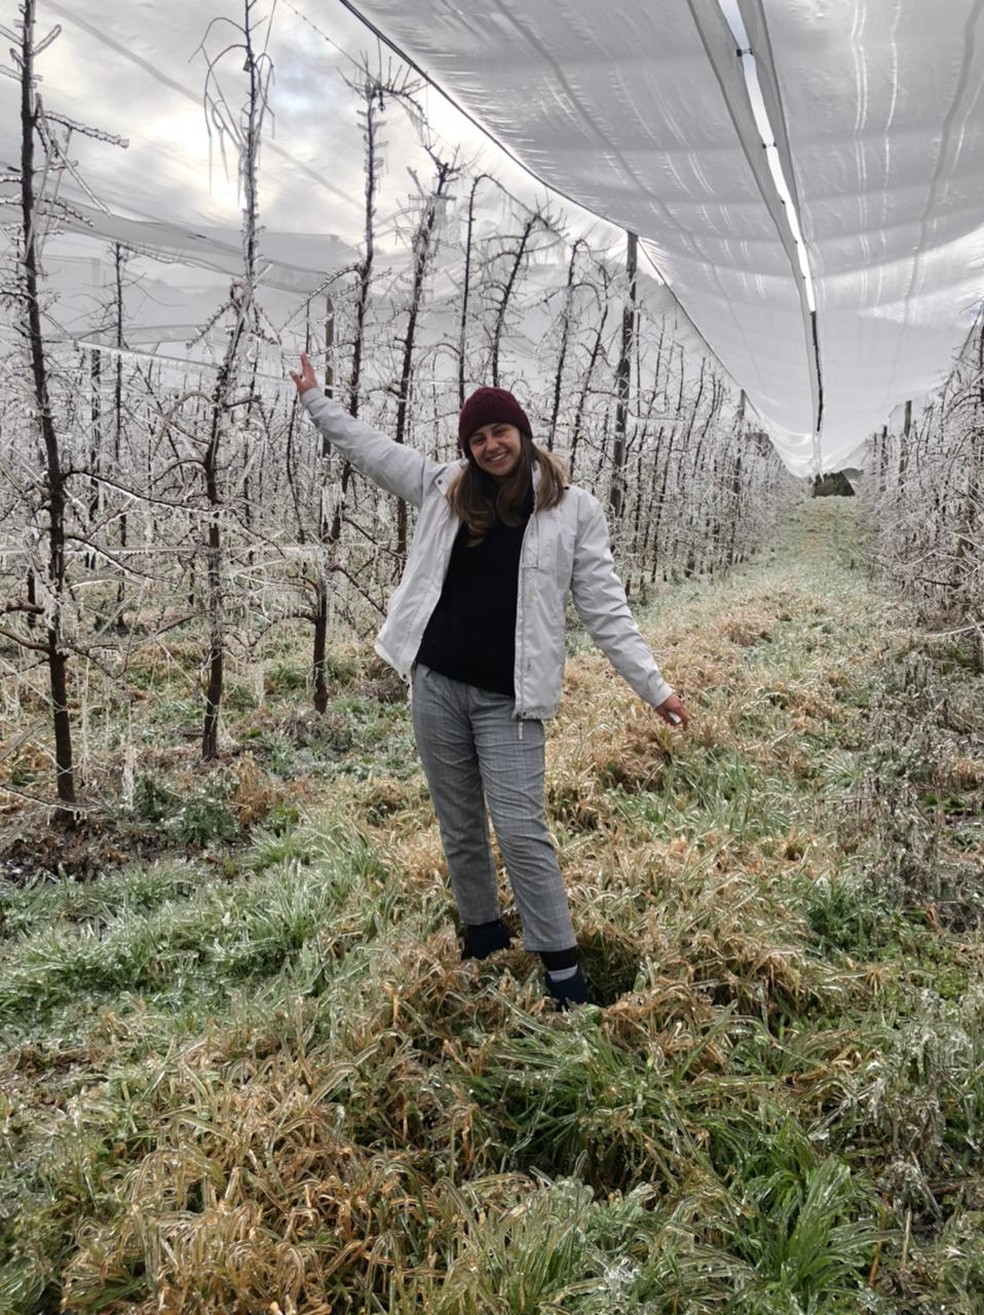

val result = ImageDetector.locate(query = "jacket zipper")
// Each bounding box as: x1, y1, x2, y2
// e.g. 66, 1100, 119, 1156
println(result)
514, 469, 539, 721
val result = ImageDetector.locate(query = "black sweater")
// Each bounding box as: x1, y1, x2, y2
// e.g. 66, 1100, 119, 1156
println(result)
416, 490, 533, 697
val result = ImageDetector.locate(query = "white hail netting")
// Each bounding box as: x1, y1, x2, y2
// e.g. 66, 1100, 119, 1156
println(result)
344, 0, 984, 473
4, 0, 983, 474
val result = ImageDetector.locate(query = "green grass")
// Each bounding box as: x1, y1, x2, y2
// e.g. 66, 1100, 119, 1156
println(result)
1, 500, 983, 1313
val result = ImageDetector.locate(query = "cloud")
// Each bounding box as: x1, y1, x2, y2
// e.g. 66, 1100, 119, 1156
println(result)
5, 1, 368, 237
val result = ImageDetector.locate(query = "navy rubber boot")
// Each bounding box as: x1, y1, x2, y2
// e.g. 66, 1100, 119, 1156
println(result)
545, 964, 589, 1010
462, 918, 512, 960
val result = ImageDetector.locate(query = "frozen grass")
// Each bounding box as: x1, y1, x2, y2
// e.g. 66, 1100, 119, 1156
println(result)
1, 501, 983, 1313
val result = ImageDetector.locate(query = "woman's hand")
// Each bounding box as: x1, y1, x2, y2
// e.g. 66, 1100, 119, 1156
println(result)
289, 351, 318, 395
656, 693, 688, 730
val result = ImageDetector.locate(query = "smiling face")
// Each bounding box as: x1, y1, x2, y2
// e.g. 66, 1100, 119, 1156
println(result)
466, 422, 524, 478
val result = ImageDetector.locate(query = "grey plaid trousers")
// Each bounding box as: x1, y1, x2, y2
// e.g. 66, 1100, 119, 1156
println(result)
411, 664, 576, 952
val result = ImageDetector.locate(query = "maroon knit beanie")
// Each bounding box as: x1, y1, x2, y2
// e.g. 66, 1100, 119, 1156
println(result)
457, 387, 532, 451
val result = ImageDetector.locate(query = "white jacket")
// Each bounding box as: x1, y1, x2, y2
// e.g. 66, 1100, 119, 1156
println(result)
301, 389, 674, 720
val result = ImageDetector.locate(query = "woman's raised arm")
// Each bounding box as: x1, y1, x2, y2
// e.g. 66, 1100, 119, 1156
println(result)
289, 353, 447, 509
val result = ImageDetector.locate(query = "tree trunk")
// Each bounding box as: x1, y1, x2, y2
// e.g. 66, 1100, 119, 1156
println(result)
490, 212, 541, 387
392, 154, 457, 562
200, 350, 233, 761
569, 276, 611, 481
113, 244, 128, 624
548, 238, 587, 451
313, 312, 335, 714
20, 0, 76, 813
610, 231, 637, 521
458, 174, 492, 407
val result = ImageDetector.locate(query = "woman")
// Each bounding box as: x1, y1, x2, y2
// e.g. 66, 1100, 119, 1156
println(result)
290, 354, 688, 1007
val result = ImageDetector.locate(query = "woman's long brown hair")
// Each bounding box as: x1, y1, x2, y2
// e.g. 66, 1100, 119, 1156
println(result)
447, 436, 568, 544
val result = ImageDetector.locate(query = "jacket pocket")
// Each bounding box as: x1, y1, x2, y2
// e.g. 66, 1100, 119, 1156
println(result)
550, 522, 577, 590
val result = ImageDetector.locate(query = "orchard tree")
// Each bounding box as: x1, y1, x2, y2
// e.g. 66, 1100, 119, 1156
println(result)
193, 0, 274, 759
866, 309, 983, 668
388, 142, 462, 561
1, 0, 125, 816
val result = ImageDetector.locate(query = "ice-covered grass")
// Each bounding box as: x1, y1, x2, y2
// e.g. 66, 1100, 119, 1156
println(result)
1, 500, 982, 1313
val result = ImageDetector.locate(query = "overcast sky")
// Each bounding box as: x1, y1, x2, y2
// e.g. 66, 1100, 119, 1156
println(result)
0, 0, 627, 375
2, 1, 609, 269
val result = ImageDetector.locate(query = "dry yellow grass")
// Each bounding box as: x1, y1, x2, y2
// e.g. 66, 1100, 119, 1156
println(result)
5, 502, 983, 1314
